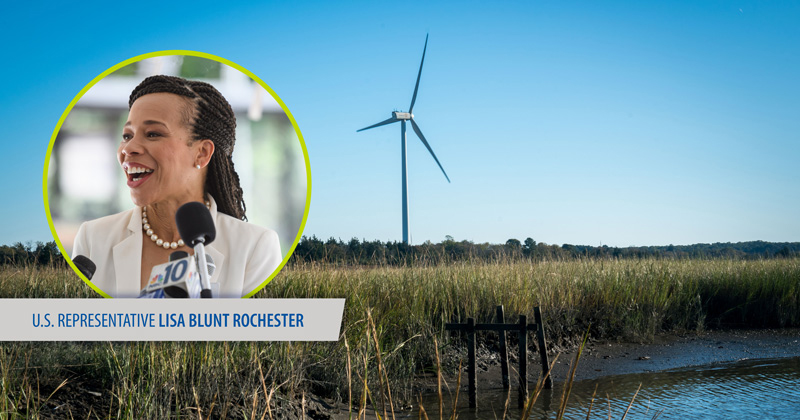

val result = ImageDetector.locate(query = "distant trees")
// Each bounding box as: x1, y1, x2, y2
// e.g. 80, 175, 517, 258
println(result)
0, 241, 63, 266
523, 238, 536, 257
287, 237, 800, 266
2, 238, 798, 268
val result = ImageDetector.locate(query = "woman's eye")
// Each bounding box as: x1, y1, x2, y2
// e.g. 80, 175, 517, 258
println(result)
146, 132, 162, 138
122, 133, 133, 141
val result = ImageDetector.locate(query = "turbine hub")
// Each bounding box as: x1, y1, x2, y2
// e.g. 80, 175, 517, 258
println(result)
393, 111, 412, 120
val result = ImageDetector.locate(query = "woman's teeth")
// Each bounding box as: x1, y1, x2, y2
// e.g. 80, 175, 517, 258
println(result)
127, 167, 153, 181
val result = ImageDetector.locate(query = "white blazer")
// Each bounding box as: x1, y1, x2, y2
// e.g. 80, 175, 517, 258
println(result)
72, 196, 282, 298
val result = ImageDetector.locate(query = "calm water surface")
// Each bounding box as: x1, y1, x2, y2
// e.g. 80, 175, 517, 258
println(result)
412, 357, 800, 419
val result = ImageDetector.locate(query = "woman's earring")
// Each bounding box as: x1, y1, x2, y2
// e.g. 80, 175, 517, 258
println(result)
196, 164, 201, 170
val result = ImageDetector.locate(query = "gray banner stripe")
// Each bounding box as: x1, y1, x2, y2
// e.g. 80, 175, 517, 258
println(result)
1, 299, 345, 341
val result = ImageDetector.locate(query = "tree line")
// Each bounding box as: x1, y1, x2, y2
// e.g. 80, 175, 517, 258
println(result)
291, 236, 800, 266
0, 241, 64, 267
2, 238, 798, 268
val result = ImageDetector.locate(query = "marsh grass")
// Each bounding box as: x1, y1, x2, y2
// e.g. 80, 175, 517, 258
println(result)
0, 265, 97, 299
0, 258, 798, 418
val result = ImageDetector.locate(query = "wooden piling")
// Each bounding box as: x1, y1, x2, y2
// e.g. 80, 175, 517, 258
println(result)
518, 314, 528, 408
467, 317, 477, 409
534, 307, 552, 389
496, 305, 510, 390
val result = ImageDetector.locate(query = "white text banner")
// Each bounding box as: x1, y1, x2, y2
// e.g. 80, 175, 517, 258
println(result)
0, 299, 345, 341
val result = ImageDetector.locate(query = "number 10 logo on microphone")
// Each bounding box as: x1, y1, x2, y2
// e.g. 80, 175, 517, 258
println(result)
141, 257, 202, 299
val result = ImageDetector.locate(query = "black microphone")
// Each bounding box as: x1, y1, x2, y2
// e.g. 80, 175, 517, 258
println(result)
176, 202, 216, 298
73, 255, 96, 280
169, 251, 189, 261
176, 202, 216, 246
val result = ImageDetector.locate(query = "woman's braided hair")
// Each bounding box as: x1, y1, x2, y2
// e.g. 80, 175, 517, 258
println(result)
129, 75, 247, 220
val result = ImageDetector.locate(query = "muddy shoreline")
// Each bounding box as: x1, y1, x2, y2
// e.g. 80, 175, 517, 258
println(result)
444, 328, 800, 392
540, 327, 800, 384
330, 328, 800, 418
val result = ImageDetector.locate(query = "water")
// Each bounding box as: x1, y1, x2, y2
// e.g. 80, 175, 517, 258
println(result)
412, 357, 800, 419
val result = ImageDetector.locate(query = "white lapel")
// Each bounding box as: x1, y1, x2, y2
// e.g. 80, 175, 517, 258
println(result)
112, 206, 142, 298
205, 196, 225, 286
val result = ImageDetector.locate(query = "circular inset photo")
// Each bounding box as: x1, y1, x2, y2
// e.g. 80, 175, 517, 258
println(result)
44, 51, 310, 298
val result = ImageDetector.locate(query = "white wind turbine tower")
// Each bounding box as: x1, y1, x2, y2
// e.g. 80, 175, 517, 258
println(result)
357, 34, 450, 244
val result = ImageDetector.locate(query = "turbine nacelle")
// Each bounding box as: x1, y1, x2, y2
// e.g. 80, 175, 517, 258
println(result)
392, 111, 412, 120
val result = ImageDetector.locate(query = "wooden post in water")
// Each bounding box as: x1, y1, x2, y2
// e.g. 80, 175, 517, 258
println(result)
534, 307, 552, 389
497, 305, 510, 390
467, 317, 477, 409
443, 307, 552, 409
518, 314, 528, 408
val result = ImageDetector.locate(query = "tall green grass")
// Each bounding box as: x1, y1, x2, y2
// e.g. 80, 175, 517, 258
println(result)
272, 257, 800, 341
0, 258, 798, 418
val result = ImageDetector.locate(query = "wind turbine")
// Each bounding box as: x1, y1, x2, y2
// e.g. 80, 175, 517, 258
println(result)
357, 34, 450, 244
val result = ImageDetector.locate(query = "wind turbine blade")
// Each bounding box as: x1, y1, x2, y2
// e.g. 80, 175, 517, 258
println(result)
357, 116, 398, 132
410, 118, 450, 183
408, 34, 428, 114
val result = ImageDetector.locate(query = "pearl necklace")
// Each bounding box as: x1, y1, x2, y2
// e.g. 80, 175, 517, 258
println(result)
142, 201, 211, 249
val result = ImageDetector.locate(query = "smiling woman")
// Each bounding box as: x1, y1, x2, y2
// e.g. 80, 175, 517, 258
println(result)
46, 53, 309, 299
70, 75, 282, 298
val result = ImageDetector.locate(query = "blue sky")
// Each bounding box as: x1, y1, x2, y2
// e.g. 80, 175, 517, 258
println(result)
1, 1, 798, 247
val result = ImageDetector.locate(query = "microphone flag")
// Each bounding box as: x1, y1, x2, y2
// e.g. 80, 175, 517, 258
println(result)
139, 255, 202, 299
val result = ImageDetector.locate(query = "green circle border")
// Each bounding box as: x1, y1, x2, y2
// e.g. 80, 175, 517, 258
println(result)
42, 50, 312, 299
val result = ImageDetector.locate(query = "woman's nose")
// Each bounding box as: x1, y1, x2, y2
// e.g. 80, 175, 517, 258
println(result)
120, 135, 144, 156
